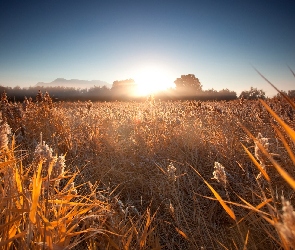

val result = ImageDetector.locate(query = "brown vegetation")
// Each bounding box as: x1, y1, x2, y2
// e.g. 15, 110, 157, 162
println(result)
1, 89, 295, 249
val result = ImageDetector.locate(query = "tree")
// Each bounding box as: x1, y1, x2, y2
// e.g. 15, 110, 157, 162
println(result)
217, 88, 237, 100
201, 88, 237, 101
111, 79, 136, 90
111, 79, 136, 99
288, 90, 295, 98
239, 87, 266, 100
274, 90, 287, 100
203, 88, 218, 96
174, 74, 202, 97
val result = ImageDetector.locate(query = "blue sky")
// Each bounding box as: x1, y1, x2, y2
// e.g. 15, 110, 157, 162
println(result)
0, 0, 294, 96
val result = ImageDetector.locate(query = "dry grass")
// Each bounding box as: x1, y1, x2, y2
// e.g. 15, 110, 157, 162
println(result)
0, 85, 295, 249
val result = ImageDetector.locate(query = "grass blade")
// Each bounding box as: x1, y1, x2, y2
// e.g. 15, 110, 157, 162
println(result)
0, 160, 16, 169
243, 230, 249, 250
204, 179, 236, 220
273, 125, 295, 166
241, 143, 270, 181
255, 138, 295, 190
190, 165, 236, 221
0, 231, 27, 248
254, 67, 295, 110
236, 198, 273, 225
288, 65, 295, 78
29, 161, 43, 224
175, 227, 189, 240
260, 99, 295, 142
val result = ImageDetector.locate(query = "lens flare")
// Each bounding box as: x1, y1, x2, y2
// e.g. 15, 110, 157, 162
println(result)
133, 66, 175, 96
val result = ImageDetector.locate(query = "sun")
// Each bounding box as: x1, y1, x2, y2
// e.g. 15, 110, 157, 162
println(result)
133, 66, 175, 96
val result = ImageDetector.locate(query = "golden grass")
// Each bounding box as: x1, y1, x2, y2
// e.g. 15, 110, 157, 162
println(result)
1, 86, 295, 249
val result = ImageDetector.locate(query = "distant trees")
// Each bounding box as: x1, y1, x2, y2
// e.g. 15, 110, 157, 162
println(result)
203, 88, 217, 96
87, 86, 111, 101
111, 79, 136, 99
239, 87, 266, 100
198, 88, 237, 101
174, 74, 202, 97
275, 90, 295, 99
214, 88, 237, 100
172, 75, 238, 100
5, 75, 289, 102
288, 90, 295, 98
0, 85, 112, 102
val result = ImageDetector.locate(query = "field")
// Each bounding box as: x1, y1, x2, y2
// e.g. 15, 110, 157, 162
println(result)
1, 92, 295, 249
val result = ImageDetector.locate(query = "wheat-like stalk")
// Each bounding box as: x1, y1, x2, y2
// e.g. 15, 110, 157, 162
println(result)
1, 87, 295, 249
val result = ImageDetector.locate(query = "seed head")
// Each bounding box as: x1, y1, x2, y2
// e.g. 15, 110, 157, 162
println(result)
51, 155, 65, 179
0, 121, 11, 149
254, 132, 269, 164
34, 141, 53, 162
212, 162, 227, 187
276, 197, 295, 247
167, 162, 177, 182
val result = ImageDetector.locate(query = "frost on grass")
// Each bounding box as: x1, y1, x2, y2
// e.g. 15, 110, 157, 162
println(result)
212, 162, 227, 187
254, 132, 270, 179
34, 140, 54, 163
167, 162, 177, 182
0, 119, 11, 150
254, 132, 270, 164
51, 155, 66, 190
33, 136, 72, 193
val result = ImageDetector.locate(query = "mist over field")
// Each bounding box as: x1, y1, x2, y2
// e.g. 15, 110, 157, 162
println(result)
36, 78, 111, 89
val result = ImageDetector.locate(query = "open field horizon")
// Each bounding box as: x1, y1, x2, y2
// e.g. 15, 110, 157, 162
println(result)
1, 70, 295, 98
1, 72, 295, 104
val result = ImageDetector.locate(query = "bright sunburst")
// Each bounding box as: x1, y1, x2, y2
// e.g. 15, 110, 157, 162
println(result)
133, 66, 174, 96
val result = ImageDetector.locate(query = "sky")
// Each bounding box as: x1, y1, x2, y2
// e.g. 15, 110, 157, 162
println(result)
0, 0, 295, 97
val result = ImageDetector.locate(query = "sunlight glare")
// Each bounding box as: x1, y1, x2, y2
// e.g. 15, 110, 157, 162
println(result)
134, 66, 174, 96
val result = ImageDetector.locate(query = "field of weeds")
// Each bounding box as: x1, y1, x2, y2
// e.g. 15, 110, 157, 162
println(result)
1, 90, 295, 249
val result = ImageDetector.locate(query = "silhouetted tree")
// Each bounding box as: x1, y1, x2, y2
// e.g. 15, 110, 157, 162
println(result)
174, 74, 202, 97
201, 88, 237, 100
217, 88, 237, 100
203, 88, 218, 96
288, 90, 295, 98
88, 86, 111, 101
274, 90, 288, 100
239, 87, 266, 100
111, 79, 136, 99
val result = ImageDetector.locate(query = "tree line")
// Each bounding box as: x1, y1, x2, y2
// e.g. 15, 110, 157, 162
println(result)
1, 74, 294, 102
